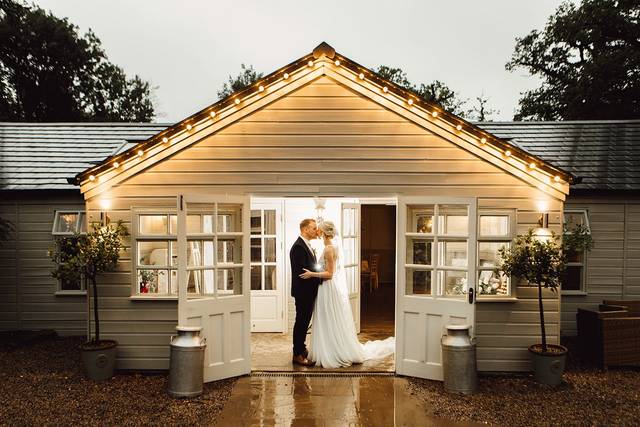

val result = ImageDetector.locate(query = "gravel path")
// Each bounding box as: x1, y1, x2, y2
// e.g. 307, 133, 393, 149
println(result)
407, 344, 640, 427
0, 335, 235, 426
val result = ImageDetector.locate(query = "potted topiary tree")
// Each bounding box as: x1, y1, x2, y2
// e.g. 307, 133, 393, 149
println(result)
497, 229, 567, 385
50, 220, 128, 381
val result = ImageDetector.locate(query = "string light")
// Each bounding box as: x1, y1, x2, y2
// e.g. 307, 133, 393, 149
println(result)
554, 175, 561, 182
258, 85, 264, 92
407, 99, 413, 105
431, 111, 438, 117
234, 98, 240, 105
359, 73, 365, 80
529, 162, 537, 170
137, 149, 144, 157
307, 60, 314, 67
162, 137, 169, 143
335, 59, 341, 66
113, 161, 120, 169
456, 124, 463, 131
89, 175, 95, 182
283, 72, 289, 80
209, 111, 216, 118
504, 149, 512, 157
186, 124, 193, 131
382, 86, 388, 93
480, 137, 487, 144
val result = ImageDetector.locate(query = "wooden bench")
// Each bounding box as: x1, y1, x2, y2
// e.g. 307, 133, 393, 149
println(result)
576, 301, 640, 368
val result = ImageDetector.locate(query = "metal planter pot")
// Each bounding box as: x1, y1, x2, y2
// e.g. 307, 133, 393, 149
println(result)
80, 340, 118, 381
528, 344, 568, 386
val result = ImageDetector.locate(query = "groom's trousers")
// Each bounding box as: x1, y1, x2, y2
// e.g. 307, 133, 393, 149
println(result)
293, 295, 315, 356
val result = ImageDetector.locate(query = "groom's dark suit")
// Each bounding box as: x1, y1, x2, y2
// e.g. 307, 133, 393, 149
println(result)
290, 236, 322, 357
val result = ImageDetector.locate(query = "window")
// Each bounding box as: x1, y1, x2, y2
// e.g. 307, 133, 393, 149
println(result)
250, 209, 278, 291
561, 209, 590, 294
52, 210, 87, 293
477, 211, 515, 297
405, 204, 471, 297
134, 212, 177, 295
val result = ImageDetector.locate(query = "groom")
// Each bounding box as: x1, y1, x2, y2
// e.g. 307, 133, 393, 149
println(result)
290, 218, 322, 366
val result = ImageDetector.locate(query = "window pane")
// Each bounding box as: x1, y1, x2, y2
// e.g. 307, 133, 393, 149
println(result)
251, 210, 262, 235
217, 268, 243, 296
137, 269, 166, 294
478, 242, 508, 268
438, 205, 468, 235
79, 213, 87, 233
170, 270, 178, 294
169, 215, 177, 234
251, 238, 262, 262
265, 265, 276, 290
439, 241, 467, 267
264, 238, 276, 263
187, 241, 207, 267
408, 239, 432, 265
406, 269, 431, 295
187, 215, 201, 234
60, 276, 82, 291
139, 214, 167, 235
251, 266, 262, 290
478, 270, 509, 295
566, 250, 584, 263
218, 237, 242, 264
264, 210, 276, 235
170, 241, 178, 267
479, 215, 509, 237
407, 205, 434, 234
443, 270, 467, 296
564, 212, 586, 228
561, 266, 582, 291
55, 212, 79, 234
218, 204, 242, 232
138, 241, 168, 266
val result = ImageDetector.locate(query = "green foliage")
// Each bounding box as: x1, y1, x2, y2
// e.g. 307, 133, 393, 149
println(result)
0, 216, 14, 243
0, 0, 155, 121
374, 65, 499, 120
217, 64, 263, 99
563, 223, 594, 256
506, 0, 640, 120
49, 221, 128, 342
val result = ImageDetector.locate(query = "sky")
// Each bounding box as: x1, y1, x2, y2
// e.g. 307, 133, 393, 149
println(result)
35, 0, 566, 122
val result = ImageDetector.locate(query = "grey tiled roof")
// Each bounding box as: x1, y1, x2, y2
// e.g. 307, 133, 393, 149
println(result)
477, 120, 640, 191
0, 123, 168, 190
1, 120, 638, 191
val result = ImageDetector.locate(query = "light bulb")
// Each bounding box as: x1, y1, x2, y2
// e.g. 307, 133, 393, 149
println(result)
431, 111, 438, 118
113, 161, 120, 169
335, 59, 340, 66
554, 175, 561, 182
308, 60, 314, 67
137, 149, 144, 157
258, 85, 264, 92
480, 137, 487, 144
210, 111, 216, 118
234, 98, 240, 105
162, 137, 168, 143
529, 162, 537, 170
186, 124, 192, 131
283, 73, 289, 80
89, 175, 95, 182
504, 150, 512, 157
407, 99, 413, 105
382, 86, 388, 93
359, 73, 365, 80
456, 124, 463, 131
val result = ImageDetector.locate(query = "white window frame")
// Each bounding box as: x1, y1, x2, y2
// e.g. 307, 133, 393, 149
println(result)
562, 209, 590, 295
131, 208, 178, 299
476, 209, 516, 300
52, 210, 87, 295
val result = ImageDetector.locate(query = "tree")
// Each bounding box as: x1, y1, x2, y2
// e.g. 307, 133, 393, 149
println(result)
506, 0, 640, 121
374, 65, 498, 120
0, 0, 155, 121
50, 221, 128, 342
217, 64, 263, 99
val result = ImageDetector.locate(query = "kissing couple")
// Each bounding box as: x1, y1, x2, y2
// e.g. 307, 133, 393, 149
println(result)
290, 218, 394, 368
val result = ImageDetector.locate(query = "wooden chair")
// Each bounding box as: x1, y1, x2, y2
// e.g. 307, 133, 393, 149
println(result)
576, 300, 640, 368
360, 254, 380, 293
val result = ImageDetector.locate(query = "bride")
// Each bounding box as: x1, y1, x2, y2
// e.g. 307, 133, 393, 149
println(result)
299, 220, 394, 368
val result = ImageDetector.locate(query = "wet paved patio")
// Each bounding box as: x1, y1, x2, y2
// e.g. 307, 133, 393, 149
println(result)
215, 375, 465, 426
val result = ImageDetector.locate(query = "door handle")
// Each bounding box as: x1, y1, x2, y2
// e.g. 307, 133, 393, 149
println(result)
468, 287, 475, 304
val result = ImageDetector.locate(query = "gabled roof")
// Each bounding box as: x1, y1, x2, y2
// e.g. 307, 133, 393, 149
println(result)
70, 42, 574, 199
478, 120, 640, 192
0, 123, 166, 190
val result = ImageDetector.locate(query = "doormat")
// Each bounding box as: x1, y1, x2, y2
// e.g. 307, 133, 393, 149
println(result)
251, 371, 395, 378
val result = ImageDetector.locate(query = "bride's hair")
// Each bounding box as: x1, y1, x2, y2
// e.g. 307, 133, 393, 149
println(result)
318, 220, 337, 238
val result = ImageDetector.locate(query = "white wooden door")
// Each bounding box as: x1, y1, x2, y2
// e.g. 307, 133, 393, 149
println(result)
177, 194, 251, 382
395, 197, 477, 380
341, 203, 361, 333
250, 202, 285, 332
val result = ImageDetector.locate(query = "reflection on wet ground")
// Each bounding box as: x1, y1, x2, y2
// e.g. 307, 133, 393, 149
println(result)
215, 375, 465, 426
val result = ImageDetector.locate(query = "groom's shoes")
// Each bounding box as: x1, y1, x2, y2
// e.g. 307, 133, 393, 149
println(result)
292, 354, 313, 366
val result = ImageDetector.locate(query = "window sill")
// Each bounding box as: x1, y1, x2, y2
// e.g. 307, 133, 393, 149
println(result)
477, 297, 519, 303
129, 295, 178, 301
55, 290, 87, 296
561, 291, 588, 296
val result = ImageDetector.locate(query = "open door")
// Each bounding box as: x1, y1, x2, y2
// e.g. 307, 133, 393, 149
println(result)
396, 197, 476, 380
177, 194, 251, 382
250, 202, 285, 332
341, 203, 361, 333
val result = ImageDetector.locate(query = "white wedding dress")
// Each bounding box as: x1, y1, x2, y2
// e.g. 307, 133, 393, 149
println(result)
309, 244, 395, 368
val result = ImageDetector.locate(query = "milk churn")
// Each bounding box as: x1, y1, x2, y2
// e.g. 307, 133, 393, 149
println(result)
168, 326, 206, 397
441, 324, 477, 394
